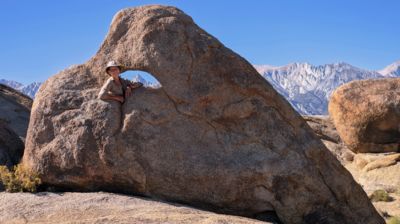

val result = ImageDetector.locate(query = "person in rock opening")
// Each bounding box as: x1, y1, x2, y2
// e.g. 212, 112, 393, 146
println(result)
98, 60, 143, 103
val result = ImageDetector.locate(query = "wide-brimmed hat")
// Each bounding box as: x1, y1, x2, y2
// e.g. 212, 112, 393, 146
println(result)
105, 60, 123, 74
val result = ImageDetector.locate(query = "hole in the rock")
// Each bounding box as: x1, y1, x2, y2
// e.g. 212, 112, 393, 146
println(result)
121, 70, 161, 88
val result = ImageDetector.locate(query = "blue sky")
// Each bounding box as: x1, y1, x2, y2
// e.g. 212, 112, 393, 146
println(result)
1, 0, 399, 85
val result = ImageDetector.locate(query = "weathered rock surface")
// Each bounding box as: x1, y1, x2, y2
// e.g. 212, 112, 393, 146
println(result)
0, 121, 24, 168
306, 115, 400, 220
22, 5, 383, 224
329, 78, 400, 153
0, 192, 271, 224
347, 153, 400, 193
0, 84, 28, 168
302, 115, 341, 144
0, 84, 32, 142
303, 115, 355, 164
305, 115, 400, 192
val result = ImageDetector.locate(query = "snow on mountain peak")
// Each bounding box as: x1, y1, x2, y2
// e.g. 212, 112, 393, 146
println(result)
2, 59, 399, 115
378, 60, 400, 77
131, 74, 161, 88
0, 79, 42, 98
255, 62, 385, 115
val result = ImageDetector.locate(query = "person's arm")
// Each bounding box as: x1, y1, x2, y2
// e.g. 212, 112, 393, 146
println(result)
101, 94, 124, 103
98, 79, 124, 103
123, 79, 143, 97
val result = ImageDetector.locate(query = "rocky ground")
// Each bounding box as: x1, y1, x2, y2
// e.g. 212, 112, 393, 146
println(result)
0, 191, 273, 224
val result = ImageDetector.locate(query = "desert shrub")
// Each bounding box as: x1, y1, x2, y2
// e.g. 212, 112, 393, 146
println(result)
0, 164, 41, 192
387, 216, 400, 224
370, 189, 393, 202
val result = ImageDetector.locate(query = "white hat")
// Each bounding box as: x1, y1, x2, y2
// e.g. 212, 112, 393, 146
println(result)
105, 60, 123, 73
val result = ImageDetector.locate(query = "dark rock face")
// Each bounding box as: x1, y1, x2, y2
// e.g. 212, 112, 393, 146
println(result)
0, 121, 24, 168
0, 84, 32, 141
22, 5, 383, 224
329, 78, 400, 153
0, 84, 30, 168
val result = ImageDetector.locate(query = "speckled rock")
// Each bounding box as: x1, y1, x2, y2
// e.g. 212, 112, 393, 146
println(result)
0, 192, 272, 224
329, 78, 400, 153
22, 5, 383, 224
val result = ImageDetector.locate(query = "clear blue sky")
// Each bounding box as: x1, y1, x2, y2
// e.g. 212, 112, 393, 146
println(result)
1, 0, 399, 85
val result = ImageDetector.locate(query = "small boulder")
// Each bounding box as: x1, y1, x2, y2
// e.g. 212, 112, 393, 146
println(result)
329, 78, 400, 153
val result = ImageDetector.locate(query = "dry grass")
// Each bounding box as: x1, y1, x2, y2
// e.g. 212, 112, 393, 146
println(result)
387, 216, 400, 224
0, 164, 41, 192
370, 189, 393, 202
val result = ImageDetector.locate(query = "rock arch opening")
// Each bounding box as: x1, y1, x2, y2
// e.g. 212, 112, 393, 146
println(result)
121, 70, 161, 89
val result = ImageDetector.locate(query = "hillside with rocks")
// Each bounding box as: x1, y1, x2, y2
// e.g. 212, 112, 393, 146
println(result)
304, 114, 400, 221
302, 77, 400, 221
0, 84, 31, 168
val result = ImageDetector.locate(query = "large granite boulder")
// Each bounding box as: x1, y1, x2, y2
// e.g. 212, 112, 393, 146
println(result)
22, 5, 383, 224
329, 78, 400, 153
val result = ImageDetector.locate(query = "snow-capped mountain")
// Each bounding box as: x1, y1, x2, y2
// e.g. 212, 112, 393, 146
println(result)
254, 61, 397, 115
0, 79, 24, 90
0, 79, 42, 99
379, 60, 400, 77
131, 74, 161, 88
0, 74, 161, 99
2, 60, 399, 114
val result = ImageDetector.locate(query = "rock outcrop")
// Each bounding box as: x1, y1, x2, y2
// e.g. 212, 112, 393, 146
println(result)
0, 192, 272, 224
0, 84, 30, 167
302, 115, 342, 144
303, 115, 355, 164
329, 78, 400, 153
0, 83, 32, 141
306, 115, 400, 220
305, 115, 400, 193
22, 5, 383, 224
0, 121, 24, 168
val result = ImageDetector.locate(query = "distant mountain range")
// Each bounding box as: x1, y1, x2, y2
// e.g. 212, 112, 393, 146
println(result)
131, 74, 161, 89
1, 60, 399, 115
0, 74, 160, 100
254, 60, 400, 115
0, 79, 42, 99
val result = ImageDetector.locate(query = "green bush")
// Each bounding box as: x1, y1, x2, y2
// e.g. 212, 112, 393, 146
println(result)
387, 216, 400, 224
369, 189, 393, 202
0, 164, 41, 192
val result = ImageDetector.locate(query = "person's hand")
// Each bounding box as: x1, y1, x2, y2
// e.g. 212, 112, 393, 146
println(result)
131, 82, 143, 89
116, 95, 125, 103
125, 87, 132, 97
